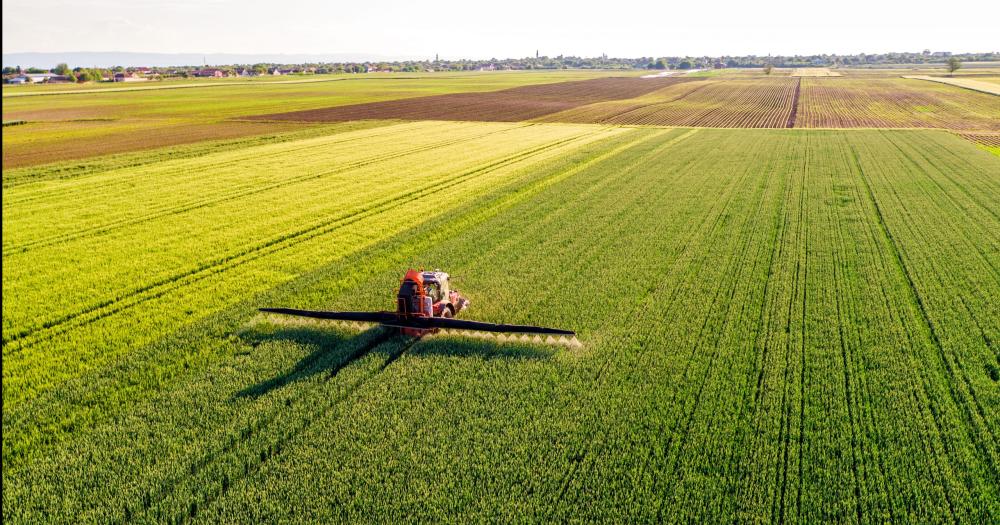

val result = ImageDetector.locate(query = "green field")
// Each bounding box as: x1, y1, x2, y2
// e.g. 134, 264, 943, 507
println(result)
4, 116, 999, 522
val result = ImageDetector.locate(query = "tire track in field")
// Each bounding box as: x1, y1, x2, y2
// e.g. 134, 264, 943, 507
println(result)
548, 132, 765, 514
794, 163, 809, 523
848, 139, 964, 520
787, 78, 801, 128
828, 155, 867, 524
773, 142, 809, 525
3, 130, 604, 353
852, 145, 999, 483
722, 134, 794, 522
550, 164, 725, 509
3, 124, 531, 255
854, 141, 998, 442
650, 153, 780, 520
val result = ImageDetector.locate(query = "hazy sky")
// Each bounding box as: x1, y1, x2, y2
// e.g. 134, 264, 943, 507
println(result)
3, 0, 998, 58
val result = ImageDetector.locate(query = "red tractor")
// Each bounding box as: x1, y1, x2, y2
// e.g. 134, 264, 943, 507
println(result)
262, 268, 575, 341
395, 269, 470, 335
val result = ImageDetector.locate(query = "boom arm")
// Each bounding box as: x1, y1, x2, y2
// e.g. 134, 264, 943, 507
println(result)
259, 308, 575, 336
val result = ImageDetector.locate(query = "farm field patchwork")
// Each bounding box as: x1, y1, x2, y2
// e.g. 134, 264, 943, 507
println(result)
8, 72, 996, 171
1, 70, 634, 168
3, 121, 999, 523
248, 76, 697, 123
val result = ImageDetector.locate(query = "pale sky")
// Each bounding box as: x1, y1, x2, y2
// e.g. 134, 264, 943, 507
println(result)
3, 0, 998, 59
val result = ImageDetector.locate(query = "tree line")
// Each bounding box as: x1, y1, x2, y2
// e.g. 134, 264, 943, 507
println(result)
3, 51, 995, 82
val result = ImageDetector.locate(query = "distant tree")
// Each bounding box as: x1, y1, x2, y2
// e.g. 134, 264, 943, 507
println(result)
66, 73, 78, 83
946, 57, 962, 76
763, 63, 774, 75
54, 62, 71, 75
678, 60, 692, 70
26, 67, 46, 74
655, 58, 667, 70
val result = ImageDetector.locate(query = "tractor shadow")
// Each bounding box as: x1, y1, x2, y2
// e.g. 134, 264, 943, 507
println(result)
233, 324, 554, 400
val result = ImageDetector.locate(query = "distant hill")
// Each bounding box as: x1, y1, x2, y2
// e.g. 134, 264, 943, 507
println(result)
2, 51, 421, 68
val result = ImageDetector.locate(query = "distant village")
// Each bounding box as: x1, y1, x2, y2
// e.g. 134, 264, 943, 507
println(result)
3, 65, 345, 84
4, 50, 998, 84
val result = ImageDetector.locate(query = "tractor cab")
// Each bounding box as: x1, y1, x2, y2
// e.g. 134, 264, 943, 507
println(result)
421, 270, 450, 303
396, 269, 468, 323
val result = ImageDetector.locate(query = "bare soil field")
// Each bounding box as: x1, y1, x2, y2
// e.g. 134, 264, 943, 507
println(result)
247, 77, 700, 123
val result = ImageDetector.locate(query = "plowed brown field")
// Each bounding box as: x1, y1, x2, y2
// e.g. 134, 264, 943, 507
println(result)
247, 77, 700, 123
539, 77, 800, 128
2, 120, 310, 169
